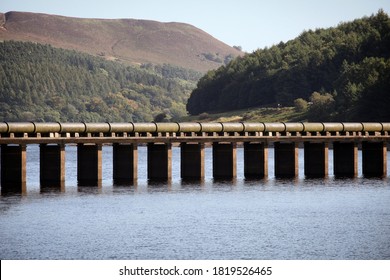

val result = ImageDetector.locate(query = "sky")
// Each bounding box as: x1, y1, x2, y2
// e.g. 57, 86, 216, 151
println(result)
1, 0, 389, 52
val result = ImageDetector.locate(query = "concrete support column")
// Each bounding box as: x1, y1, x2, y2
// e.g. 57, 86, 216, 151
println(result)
147, 143, 172, 181
77, 143, 102, 186
333, 142, 358, 178
244, 142, 268, 179
213, 142, 237, 179
304, 142, 329, 178
113, 143, 138, 184
40, 144, 65, 188
1, 144, 27, 193
362, 142, 387, 177
274, 142, 298, 178
181, 143, 204, 180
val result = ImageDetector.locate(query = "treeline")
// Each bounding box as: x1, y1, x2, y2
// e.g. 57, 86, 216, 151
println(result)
187, 10, 390, 121
0, 41, 201, 122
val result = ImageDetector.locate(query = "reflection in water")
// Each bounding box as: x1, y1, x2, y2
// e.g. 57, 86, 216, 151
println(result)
40, 182, 65, 194
212, 177, 237, 185
181, 178, 206, 189
147, 180, 172, 193
112, 185, 138, 195
0, 195, 23, 213
77, 185, 102, 195
113, 179, 138, 187
1, 182, 26, 196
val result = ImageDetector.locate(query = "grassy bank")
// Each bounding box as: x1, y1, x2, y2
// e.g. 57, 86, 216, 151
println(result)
180, 107, 307, 122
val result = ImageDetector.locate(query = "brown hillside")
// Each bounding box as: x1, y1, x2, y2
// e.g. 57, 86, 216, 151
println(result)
0, 11, 242, 72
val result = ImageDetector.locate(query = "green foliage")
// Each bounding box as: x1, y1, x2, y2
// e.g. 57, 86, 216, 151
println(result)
294, 98, 308, 112
140, 63, 202, 82
307, 92, 336, 121
203, 53, 222, 63
334, 57, 390, 121
0, 41, 200, 122
199, 52, 236, 66
187, 10, 390, 121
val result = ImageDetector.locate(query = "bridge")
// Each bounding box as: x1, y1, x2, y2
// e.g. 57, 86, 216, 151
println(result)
1, 122, 389, 193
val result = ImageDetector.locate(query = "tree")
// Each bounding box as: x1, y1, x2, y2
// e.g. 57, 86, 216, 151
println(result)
294, 98, 308, 112
308, 92, 335, 121
154, 112, 168, 122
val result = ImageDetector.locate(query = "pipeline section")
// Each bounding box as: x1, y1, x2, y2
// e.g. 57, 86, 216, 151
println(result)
0, 122, 389, 134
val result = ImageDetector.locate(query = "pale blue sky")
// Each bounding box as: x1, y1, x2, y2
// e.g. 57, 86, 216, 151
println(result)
1, 0, 389, 52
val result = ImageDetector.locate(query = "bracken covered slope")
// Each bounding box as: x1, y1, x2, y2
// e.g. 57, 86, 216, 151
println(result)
0, 11, 242, 72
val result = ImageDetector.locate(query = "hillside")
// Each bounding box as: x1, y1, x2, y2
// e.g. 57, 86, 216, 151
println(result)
187, 10, 390, 121
0, 41, 201, 122
0, 11, 242, 72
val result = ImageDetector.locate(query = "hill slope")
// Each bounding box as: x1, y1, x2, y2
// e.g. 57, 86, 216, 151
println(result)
0, 41, 201, 122
187, 10, 390, 121
0, 11, 242, 72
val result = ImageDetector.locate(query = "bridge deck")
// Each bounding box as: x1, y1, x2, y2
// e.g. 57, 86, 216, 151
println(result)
1, 123, 389, 192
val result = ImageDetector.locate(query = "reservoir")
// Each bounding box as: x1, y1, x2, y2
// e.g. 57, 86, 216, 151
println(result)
1, 145, 389, 259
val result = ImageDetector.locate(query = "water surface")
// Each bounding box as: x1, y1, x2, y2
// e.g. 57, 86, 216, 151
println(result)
1, 145, 389, 259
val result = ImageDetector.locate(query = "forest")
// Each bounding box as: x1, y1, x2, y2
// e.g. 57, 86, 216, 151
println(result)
186, 10, 390, 121
0, 41, 202, 122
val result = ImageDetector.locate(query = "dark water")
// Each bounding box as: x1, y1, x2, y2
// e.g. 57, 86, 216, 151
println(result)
1, 145, 389, 260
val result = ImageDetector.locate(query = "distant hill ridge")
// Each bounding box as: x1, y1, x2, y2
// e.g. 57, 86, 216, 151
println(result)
0, 11, 242, 72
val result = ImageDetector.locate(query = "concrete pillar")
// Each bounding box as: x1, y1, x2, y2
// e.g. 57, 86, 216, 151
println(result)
304, 142, 329, 178
1, 144, 27, 193
274, 142, 298, 178
181, 143, 204, 180
362, 142, 387, 177
40, 144, 65, 188
147, 143, 172, 181
244, 142, 268, 179
333, 142, 358, 178
213, 142, 237, 179
77, 143, 102, 186
113, 143, 138, 184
